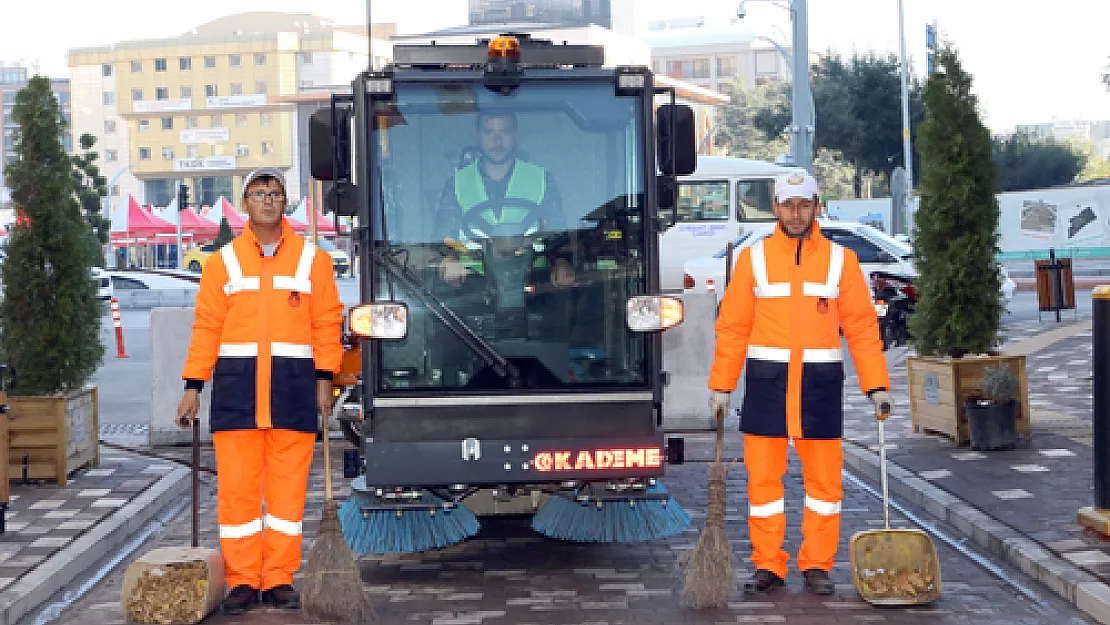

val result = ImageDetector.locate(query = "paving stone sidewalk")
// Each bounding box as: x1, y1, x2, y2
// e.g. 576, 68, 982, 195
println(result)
0, 445, 190, 625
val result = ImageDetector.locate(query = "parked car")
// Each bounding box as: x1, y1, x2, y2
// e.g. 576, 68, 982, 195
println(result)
91, 267, 113, 300
682, 220, 1017, 305
182, 243, 217, 272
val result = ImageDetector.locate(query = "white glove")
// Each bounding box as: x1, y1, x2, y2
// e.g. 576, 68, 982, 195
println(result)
710, 391, 731, 421
869, 390, 893, 421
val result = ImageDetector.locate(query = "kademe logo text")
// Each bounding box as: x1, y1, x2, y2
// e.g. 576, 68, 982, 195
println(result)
532, 448, 663, 472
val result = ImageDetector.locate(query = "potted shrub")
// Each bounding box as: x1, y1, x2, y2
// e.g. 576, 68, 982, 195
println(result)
904, 45, 1031, 445
0, 76, 104, 483
965, 365, 1019, 451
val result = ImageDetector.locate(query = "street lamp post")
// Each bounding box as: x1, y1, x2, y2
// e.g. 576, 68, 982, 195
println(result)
897, 0, 914, 235
104, 163, 135, 268
739, 0, 814, 173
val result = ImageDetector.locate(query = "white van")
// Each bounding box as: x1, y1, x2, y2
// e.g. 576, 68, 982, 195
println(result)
659, 155, 805, 291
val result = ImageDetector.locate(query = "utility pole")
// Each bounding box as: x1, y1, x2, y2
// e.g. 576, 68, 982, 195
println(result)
790, 0, 813, 173
896, 0, 914, 236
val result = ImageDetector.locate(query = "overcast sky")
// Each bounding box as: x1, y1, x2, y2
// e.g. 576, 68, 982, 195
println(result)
3, 0, 1108, 133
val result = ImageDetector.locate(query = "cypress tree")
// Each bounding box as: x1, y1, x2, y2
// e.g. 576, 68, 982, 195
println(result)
0, 76, 104, 395
908, 47, 1003, 358
213, 216, 234, 249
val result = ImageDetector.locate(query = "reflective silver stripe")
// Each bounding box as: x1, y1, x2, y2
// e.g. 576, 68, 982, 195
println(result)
271, 342, 313, 359
750, 240, 791, 298
219, 343, 258, 357
804, 495, 842, 516
219, 518, 263, 539
373, 392, 654, 408
272, 241, 316, 294
826, 243, 845, 290
264, 513, 303, 536
273, 276, 312, 292
747, 346, 843, 363
749, 499, 785, 518
802, 283, 839, 298
221, 245, 261, 295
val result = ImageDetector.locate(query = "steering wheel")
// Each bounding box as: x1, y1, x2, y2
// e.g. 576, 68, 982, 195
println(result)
458, 198, 545, 242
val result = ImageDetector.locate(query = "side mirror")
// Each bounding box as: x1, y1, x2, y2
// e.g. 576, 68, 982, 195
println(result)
309, 106, 351, 182
324, 181, 357, 218
657, 104, 697, 177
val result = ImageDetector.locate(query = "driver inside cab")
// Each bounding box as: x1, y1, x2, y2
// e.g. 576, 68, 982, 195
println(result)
434, 110, 574, 288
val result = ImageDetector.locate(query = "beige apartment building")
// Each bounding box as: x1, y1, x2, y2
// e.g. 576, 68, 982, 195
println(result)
67, 13, 393, 208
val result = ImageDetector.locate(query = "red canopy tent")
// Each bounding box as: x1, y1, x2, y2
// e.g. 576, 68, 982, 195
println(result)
174, 207, 220, 238
203, 197, 249, 233
110, 195, 177, 243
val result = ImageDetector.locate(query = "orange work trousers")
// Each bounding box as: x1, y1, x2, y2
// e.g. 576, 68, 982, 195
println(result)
743, 434, 843, 579
213, 429, 315, 591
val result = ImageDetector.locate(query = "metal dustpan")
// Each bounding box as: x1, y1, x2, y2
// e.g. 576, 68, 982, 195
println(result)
849, 417, 942, 606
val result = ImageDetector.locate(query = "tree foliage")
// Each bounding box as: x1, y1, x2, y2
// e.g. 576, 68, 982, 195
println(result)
213, 217, 235, 249
991, 133, 1085, 192
0, 76, 104, 395
908, 47, 1002, 358
72, 133, 110, 246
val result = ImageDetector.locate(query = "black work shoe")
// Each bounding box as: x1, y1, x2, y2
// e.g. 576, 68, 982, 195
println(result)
261, 584, 301, 610
803, 568, 835, 595
743, 569, 785, 594
221, 584, 259, 615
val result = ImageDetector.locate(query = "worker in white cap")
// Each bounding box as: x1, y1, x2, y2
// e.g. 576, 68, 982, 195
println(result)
177, 167, 344, 615
708, 171, 892, 596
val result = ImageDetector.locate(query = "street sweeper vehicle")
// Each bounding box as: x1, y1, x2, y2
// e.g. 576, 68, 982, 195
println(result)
310, 33, 699, 554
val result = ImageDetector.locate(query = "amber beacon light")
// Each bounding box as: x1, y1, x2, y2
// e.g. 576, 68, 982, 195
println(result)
488, 35, 521, 58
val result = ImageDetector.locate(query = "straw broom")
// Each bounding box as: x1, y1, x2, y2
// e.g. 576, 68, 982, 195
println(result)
681, 414, 736, 609
302, 395, 376, 624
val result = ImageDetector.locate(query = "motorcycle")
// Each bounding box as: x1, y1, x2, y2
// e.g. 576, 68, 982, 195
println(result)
870, 270, 918, 351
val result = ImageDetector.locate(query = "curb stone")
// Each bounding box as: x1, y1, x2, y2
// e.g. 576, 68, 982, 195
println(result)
0, 466, 190, 625
842, 443, 1110, 624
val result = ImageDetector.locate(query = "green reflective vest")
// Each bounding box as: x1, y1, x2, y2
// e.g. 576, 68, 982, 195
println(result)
453, 160, 546, 226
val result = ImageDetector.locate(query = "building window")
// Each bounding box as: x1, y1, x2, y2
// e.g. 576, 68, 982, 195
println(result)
684, 58, 710, 80
138, 119, 150, 132
254, 53, 266, 66
665, 60, 682, 78
255, 81, 267, 95
230, 83, 243, 96
131, 88, 143, 102
259, 112, 272, 126
261, 140, 274, 156
102, 64, 113, 77
301, 51, 313, 64
717, 56, 738, 78
229, 54, 241, 68
205, 84, 218, 97
236, 143, 249, 157
162, 147, 174, 160
105, 149, 118, 162
154, 58, 167, 72
236, 114, 248, 128
186, 116, 199, 129
103, 92, 115, 105
110, 184, 120, 197
104, 120, 117, 134
139, 147, 151, 160
161, 117, 173, 130
130, 60, 142, 73
179, 57, 192, 71
186, 145, 200, 158
300, 80, 313, 89
210, 114, 222, 126
156, 87, 169, 100
180, 85, 192, 98
204, 56, 216, 68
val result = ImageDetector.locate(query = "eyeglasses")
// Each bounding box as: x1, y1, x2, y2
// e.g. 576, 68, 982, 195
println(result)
247, 191, 285, 202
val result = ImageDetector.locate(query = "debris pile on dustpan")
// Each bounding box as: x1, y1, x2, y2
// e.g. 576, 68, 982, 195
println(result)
856, 565, 938, 600
122, 558, 218, 625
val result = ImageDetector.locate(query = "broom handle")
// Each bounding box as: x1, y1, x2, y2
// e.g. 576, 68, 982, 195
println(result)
879, 417, 890, 530
192, 417, 199, 548
322, 404, 333, 503
715, 413, 724, 464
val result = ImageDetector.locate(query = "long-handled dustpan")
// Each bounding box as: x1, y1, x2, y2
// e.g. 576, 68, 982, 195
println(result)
849, 413, 942, 605
121, 417, 226, 624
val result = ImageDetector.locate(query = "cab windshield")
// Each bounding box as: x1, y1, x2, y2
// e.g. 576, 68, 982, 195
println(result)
371, 80, 649, 392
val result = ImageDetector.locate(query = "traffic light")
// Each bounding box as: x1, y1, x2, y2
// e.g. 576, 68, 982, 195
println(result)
177, 184, 189, 210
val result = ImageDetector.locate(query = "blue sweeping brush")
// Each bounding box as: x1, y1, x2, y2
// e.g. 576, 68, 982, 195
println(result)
531, 481, 690, 543
339, 489, 480, 555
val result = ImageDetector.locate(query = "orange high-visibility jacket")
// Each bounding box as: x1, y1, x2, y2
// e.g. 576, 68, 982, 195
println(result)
709, 223, 890, 439
182, 219, 345, 432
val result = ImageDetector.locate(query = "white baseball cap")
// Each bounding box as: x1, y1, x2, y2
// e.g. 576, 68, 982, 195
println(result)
774, 171, 820, 202
242, 167, 287, 198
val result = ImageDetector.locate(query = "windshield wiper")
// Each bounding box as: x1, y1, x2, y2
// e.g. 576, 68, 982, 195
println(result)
375, 248, 521, 385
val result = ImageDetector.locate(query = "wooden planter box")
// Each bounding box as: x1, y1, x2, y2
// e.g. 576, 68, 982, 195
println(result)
1, 402, 8, 514
907, 355, 1031, 445
6, 386, 99, 483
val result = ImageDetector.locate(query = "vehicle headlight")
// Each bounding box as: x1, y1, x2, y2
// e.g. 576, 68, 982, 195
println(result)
348, 303, 408, 339
626, 296, 684, 332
